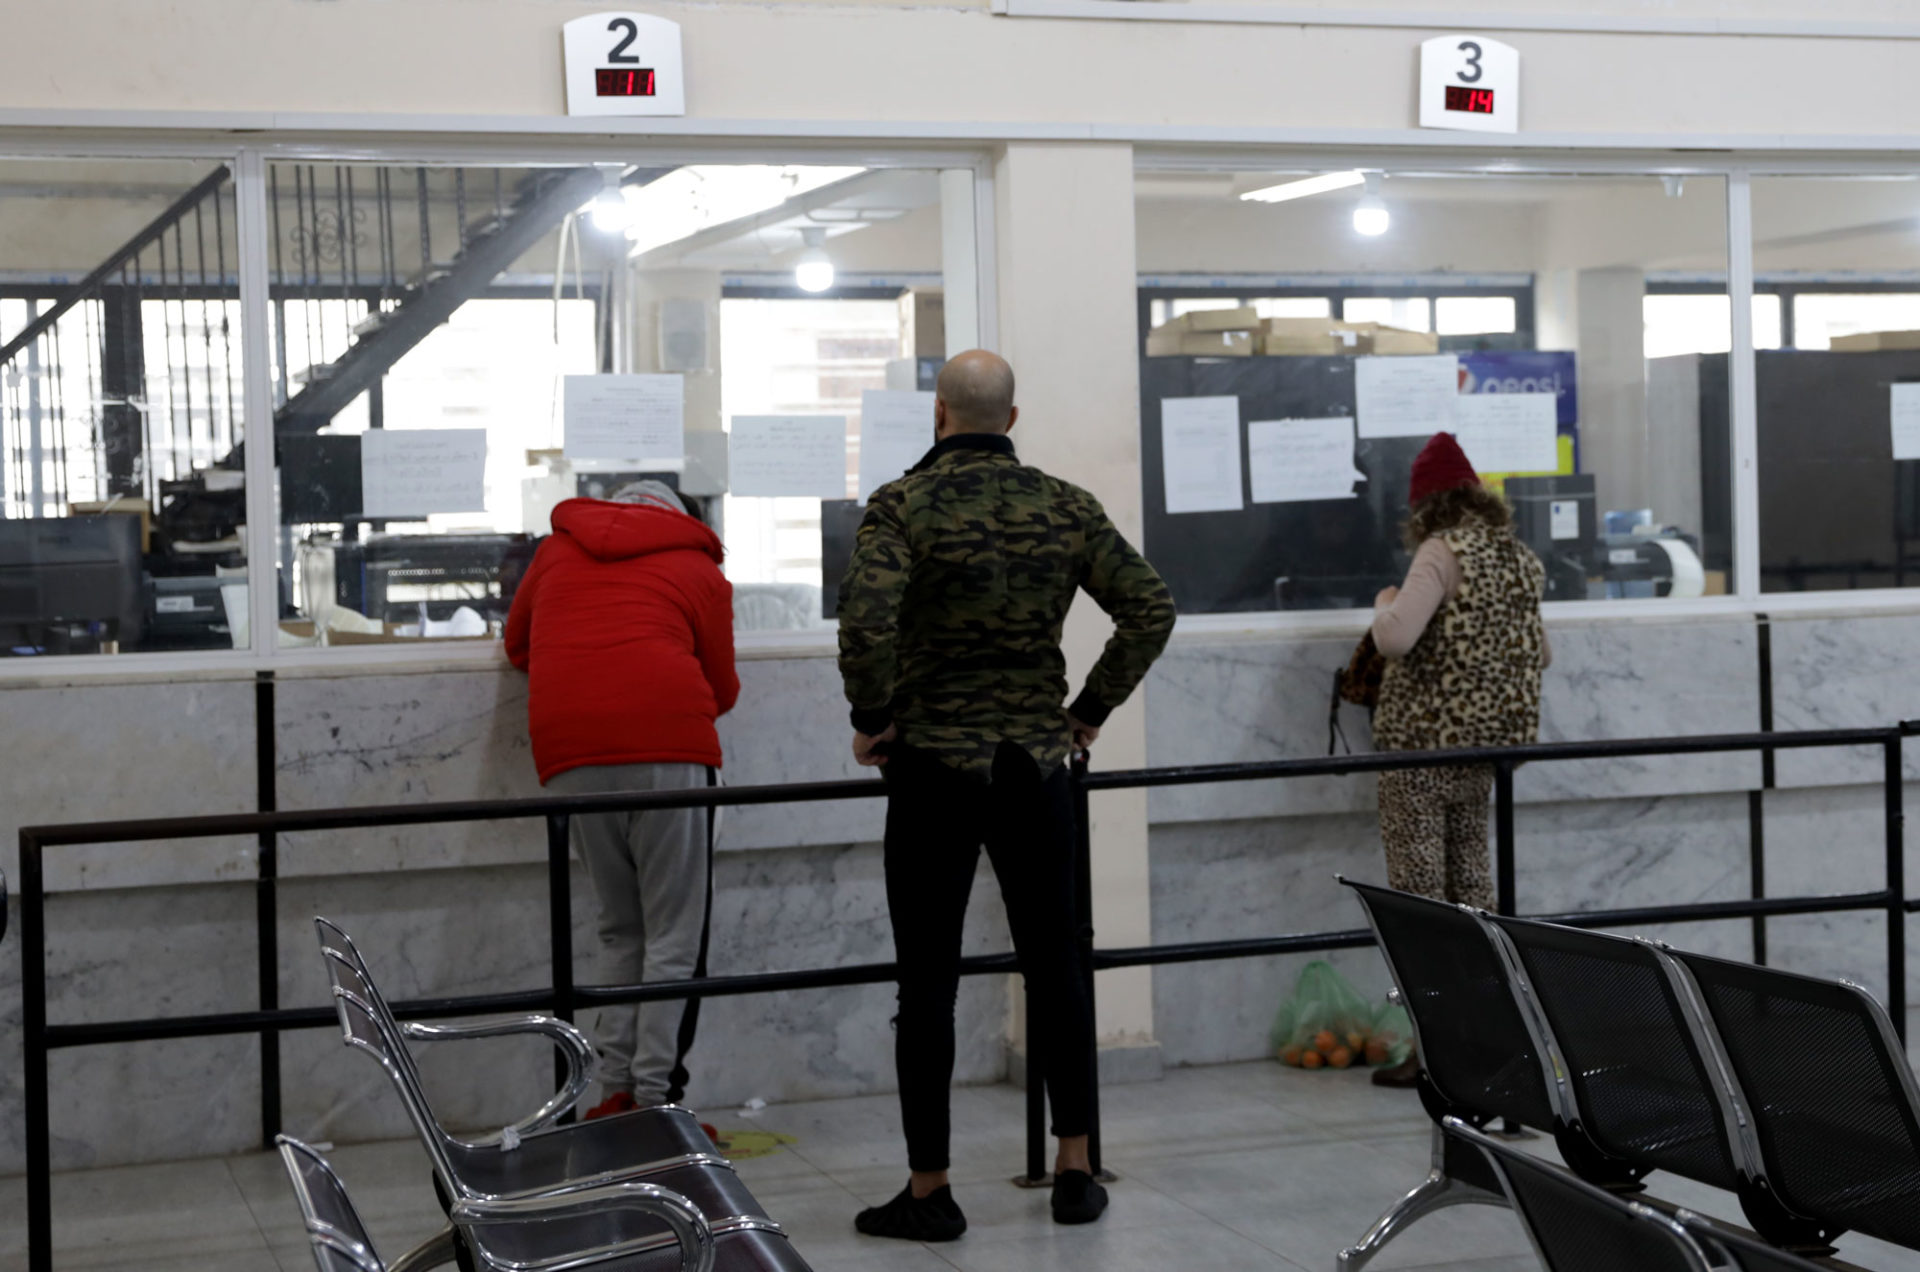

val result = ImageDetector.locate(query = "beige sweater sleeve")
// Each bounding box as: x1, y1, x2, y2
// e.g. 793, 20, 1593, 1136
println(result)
1369, 537, 1555, 667
1372, 538, 1459, 658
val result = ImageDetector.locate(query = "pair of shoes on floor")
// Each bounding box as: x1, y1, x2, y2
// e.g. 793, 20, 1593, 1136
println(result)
1371, 1054, 1421, 1088
854, 1173, 1110, 1242
582, 1091, 721, 1144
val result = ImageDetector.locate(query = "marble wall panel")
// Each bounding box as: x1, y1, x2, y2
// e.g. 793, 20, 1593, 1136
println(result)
1769, 614, 1920, 789
0, 677, 256, 889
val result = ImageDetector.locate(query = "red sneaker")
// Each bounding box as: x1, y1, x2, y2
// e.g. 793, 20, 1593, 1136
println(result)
585, 1091, 638, 1120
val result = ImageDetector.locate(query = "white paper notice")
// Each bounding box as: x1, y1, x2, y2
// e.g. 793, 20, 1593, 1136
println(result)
1455, 392, 1560, 475
1549, 499, 1581, 541
1355, 355, 1460, 439
563, 375, 685, 462
729, 416, 848, 499
1161, 396, 1245, 514
360, 428, 488, 517
1247, 417, 1364, 504
858, 390, 935, 502
1892, 383, 1920, 461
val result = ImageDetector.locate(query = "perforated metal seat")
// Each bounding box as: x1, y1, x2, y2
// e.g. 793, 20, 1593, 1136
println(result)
1677, 1212, 1865, 1272
1336, 879, 1572, 1270
1446, 1119, 1715, 1272
276, 1135, 739, 1272
1667, 948, 1920, 1252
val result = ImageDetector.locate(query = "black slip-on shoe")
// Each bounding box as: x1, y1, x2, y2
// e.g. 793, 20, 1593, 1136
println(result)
855, 1182, 968, 1242
1051, 1169, 1110, 1225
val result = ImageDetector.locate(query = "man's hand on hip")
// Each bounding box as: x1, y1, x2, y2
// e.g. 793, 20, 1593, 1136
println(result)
1066, 712, 1101, 752
854, 724, 899, 767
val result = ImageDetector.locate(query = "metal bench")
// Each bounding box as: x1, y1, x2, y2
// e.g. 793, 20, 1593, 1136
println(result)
277, 1134, 724, 1272
1487, 914, 1833, 1247
1666, 948, 1920, 1254
1336, 878, 1576, 1270
313, 916, 752, 1269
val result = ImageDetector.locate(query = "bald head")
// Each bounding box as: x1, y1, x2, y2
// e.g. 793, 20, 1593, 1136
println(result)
935, 350, 1018, 438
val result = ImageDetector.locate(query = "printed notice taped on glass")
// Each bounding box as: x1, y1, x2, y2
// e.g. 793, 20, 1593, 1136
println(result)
858, 390, 935, 503
730, 416, 848, 499
1161, 396, 1245, 514
1455, 391, 1559, 475
1248, 417, 1363, 504
1892, 383, 1920, 461
563, 374, 685, 462
1355, 355, 1459, 439
360, 428, 488, 518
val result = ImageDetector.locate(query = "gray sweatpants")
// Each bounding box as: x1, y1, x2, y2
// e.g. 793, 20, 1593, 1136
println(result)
547, 762, 710, 1104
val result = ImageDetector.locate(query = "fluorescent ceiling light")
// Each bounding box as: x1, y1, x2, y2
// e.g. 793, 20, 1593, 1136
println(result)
1240, 171, 1367, 205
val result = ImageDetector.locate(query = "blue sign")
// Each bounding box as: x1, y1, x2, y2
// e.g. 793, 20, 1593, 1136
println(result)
1458, 351, 1578, 429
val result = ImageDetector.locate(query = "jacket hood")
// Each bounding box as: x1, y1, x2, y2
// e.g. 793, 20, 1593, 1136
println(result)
550, 497, 724, 564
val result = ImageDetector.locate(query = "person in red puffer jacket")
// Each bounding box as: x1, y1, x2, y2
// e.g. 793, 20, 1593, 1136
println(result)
506, 480, 738, 1119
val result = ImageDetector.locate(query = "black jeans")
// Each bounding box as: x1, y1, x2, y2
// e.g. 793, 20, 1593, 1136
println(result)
882, 741, 1094, 1172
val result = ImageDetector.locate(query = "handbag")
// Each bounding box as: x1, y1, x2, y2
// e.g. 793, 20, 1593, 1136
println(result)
1328, 630, 1386, 755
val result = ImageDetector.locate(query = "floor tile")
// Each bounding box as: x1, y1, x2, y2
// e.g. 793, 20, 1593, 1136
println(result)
939, 1219, 1301, 1272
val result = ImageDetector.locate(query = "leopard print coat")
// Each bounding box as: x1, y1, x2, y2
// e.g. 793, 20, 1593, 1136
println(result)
1371, 520, 1546, 754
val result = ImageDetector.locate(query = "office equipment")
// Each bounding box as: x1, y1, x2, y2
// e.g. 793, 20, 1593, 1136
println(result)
0, 516, 145, 653
145, 575, 233, 650
331, 533, 537, 626
1507, 474, 1597, 602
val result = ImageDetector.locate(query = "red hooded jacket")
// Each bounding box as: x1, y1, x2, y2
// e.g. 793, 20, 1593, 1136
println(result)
506, 498, 739, 784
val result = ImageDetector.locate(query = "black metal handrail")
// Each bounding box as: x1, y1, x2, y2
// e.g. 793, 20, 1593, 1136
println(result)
15, 722, 1916, 1272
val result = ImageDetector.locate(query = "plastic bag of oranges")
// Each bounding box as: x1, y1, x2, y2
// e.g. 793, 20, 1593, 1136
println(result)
1270, 960, 1413, 1072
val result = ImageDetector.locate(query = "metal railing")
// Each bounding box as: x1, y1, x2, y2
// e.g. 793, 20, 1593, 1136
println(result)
16, 722, 1918, 1271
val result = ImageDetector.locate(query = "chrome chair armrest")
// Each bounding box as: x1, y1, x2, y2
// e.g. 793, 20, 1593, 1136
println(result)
401, 1015, 597, 1135
450, 1180, 715, 1272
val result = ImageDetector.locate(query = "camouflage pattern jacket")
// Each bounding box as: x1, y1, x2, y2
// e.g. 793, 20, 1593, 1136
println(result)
838, 432, 1177, 779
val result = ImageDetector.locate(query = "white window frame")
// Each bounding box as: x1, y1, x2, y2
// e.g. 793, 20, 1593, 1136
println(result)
0, 134, 999, 677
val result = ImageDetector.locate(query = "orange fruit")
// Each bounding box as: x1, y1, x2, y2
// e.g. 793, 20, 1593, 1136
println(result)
1346, 1031, 1367, 1052
1301, 1049, 1324, 1069
1280, 1045, 1303, 1066
1364, 1039, 1390, 1066
1313, 1030, 1338, 1054
1328, 1046, 1354, 1069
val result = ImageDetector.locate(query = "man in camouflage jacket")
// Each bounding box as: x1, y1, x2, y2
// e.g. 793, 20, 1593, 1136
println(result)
837, 350, 1175, 1242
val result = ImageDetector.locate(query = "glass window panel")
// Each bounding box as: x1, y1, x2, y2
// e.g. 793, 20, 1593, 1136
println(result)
1754, 176, 1920, 592
0, 158, 250, 655
1137, 170, 1733, 612
1435, 296, 1517, 336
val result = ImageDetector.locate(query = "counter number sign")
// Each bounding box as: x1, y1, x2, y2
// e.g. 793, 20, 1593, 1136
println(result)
1419, 34, 1518, 134
563, 12, 686, 116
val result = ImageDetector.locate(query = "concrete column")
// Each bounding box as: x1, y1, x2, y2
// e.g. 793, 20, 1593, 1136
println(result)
994, 142, 1159, 1079
1576, 267, 1650, 515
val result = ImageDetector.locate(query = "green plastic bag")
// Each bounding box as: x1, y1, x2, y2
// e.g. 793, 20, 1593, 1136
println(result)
1270, 960, 1413, 1071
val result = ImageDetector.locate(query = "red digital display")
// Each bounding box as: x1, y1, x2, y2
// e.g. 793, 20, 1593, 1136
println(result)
596, 68, 657, 97
1445, 85, 1496, 114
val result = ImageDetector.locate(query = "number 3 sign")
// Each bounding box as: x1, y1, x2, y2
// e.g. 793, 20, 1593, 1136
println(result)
563, 12, 686, 116
1418, 34, 1518, 134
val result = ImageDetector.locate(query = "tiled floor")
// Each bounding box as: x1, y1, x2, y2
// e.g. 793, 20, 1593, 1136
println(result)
7, 1059, 1920, 1272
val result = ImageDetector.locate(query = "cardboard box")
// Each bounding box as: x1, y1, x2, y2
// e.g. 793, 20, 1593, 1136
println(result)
1360, 323, 1442, 355
1146, 328, 1255, 357
1165, 306, 1260, 334
1830, 329, 1920, 352
1258, 317, 1366, 356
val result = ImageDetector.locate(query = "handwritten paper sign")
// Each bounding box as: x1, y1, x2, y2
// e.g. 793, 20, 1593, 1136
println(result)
1455, 391, 1560, 475
1248, 417, 1364, 504
1161, 396, 1245, 514
1893, 383, 1920, 461
563, 374, 685, 462
858, 390, 935, 503
360, 428, 488, 518
729, 416, 848, 499
1355, 355, 1459, 439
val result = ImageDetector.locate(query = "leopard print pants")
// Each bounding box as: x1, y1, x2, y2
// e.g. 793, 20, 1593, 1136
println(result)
1377, 765, 1496, 909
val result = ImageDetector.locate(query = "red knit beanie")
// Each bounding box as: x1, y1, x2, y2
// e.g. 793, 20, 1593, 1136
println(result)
1409, 432, 1480, 504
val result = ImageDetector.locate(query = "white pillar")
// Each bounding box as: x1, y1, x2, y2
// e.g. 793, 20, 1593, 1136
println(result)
1576, 266, 1650, 515
994, 142, 1159, 1074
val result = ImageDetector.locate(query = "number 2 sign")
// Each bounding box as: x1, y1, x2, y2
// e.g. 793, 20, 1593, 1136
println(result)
563, 12, 686, 116
1418, 34, 1518, 134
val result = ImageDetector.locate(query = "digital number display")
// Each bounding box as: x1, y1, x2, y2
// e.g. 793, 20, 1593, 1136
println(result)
1445, 84, 1496, 114
596, 68, 657, 97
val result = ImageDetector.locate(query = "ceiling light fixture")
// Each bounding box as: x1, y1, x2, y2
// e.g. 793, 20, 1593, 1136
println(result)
794, 226, 835, 293
588, 165, 636, 233
1352, 174, 1390, 237
1240, 170, 1367, 204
